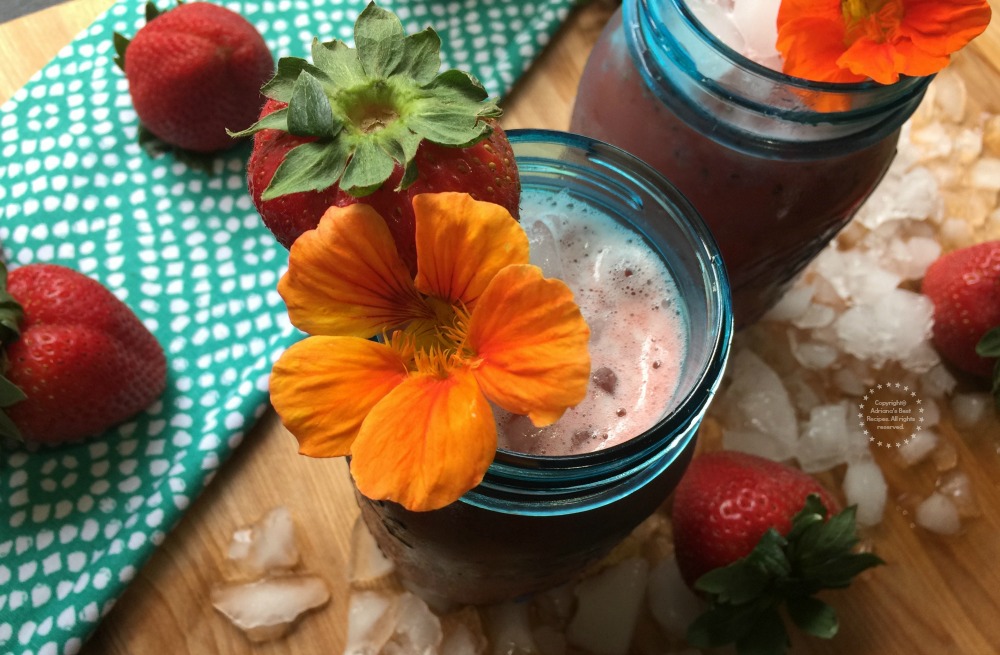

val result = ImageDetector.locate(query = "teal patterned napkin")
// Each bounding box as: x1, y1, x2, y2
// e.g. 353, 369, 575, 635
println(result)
0, 0, 574, 652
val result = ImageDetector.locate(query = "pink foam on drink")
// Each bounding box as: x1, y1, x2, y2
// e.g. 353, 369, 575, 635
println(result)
495, 189, 688, 456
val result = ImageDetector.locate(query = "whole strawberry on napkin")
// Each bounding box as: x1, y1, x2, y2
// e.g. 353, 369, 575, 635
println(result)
0, 263, 167, 445
114, 1, 274, 155
233, 2, 520, 273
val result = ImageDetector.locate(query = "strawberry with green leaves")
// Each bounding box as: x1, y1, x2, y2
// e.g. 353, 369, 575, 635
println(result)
921, 240, 1000, 409
234, 2, 520, 272
0, 263, 167, 445
670, 451, 882, 655
114, 1, 274, 156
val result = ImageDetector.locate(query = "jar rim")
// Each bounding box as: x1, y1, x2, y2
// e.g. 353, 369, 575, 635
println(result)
660, 0, 929, 95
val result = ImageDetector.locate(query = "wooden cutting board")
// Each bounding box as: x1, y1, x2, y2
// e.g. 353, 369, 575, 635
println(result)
2, 1, 1000, 653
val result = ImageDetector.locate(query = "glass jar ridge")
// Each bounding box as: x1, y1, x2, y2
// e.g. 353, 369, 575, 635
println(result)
631, 0, 931, 149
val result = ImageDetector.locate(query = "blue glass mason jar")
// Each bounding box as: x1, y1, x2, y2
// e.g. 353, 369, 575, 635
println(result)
355, 129, 732, 605
570, 0, 930, 326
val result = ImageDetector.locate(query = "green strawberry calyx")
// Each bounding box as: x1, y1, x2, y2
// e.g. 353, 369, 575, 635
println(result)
229, 1, 502, 200
975, 325, 1000, 411
686, 494, 884, 655
0, 261, 26, 443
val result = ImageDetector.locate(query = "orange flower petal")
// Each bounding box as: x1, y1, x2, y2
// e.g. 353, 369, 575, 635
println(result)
779, 0, 991, 84
838, 35, 907, 84
778, 11, 869, 83
350, 366, 497, 512
279, 204, 429, 338
467, 264, 590, 427
271, 336, 409, 457
412, 192, 529, 308
899, 0, 991, 57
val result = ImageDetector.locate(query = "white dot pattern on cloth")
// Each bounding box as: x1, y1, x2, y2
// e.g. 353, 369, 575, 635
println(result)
0, 0, 573, 652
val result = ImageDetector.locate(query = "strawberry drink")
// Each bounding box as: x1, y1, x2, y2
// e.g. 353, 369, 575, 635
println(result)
570, 0, 929, 326
356, 130, 732, 604
496, 188, 687, 456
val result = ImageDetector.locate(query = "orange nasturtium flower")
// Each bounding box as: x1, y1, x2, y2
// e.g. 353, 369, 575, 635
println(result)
269, 192, 591, 512
777, 0, 992, 85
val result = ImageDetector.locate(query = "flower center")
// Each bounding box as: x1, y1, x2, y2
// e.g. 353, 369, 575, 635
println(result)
841, 0, 901, 45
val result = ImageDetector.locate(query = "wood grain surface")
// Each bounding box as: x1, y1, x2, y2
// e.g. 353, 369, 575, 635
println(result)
2, 1, 1000, 654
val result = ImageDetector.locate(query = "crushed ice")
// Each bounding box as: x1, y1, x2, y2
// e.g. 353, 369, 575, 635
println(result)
330, 73, 1000, 655
212, 506, 330, 642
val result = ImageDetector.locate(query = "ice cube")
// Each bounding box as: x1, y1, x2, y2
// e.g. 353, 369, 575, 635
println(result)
816, 250, 903, 305
723, 429, 796, 462
936, 470, 982, 518
898, 428, 939, 466
791, 303, 836, 330
567, 558, 650, 655
796, 403, 850, 473
842, 459, 887, 526
833, 367, 868, 396
486, 601, 537, 655
720, 349, 798, 444
763, 283, 815, 322
788, 332, 839, 370
441, 620, 486, 655
385, 592, 443, 655
932, 69, 967, 123
984, 114, 1000, 156
968, 158, 1000, 191
833, 289, 933, 366
527, 219, 564, 281
345, 591, 400, 655
732, 0, 781, 63
915, 493, 961, 535
919, 397, 941, 429
951, 392, 992, 427
687, 0, 745, 56
350, 515, 395, 586
953, 127, 984, 164
211, 575, 331, 643
226, 506, 299, 578
908, 123, 954, 162
885, 236, 941, 281
920, 365, 958, 398
646, 555, 703, 639
900, 341, 942, 374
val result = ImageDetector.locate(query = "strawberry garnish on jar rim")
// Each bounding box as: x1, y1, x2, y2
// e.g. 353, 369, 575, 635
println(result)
229, 1, 502, 200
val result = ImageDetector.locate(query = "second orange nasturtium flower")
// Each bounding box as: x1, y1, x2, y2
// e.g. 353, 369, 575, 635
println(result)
777, 0, 991, 85
269, 192, 591, 512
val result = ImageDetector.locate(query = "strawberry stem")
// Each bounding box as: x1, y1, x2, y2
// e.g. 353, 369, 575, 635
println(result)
685, 495, 883, 655
975, 326, 1000, 411
0, 262, 26, 442
229, 2, 501, 200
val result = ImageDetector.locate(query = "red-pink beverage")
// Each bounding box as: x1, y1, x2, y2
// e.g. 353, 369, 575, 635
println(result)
496, 188, 687, 455
570, 2, 929, 326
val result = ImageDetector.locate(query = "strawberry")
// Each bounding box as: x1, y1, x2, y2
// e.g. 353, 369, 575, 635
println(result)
113, 1, 273, 154
921, 240, 1000, 381
0, 263, 167, 445
233, 2, 520, 272
670, 451, 881, 655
